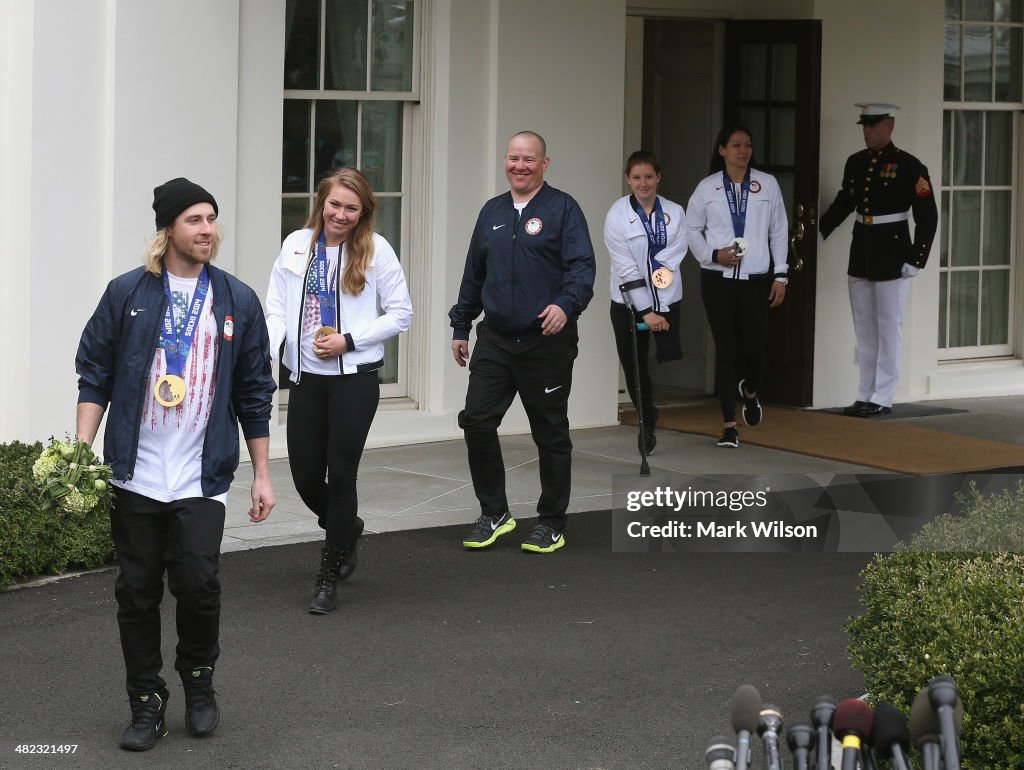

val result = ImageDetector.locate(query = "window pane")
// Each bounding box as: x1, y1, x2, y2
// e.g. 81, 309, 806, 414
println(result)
325, 0, 368, 90
945, 25, 962, 100
774, 171, 794, 218
951, 191, 981, 266
739, 107, 766, 156
361, 101, 403, 192
965, 0, 993, 19
740, 44, 767, 100
998, 0, 1023, 21
380, 337, 399, 384
964, 25, 993, 101
985, 111, 1013, 184
981, 269, 1010, 344
283, 99, 311, 193
982, 190, 1012, 264
942, 111, 952, 183
284, 0, 320, 89
949, 271, 980, 346
995, 26, 1023, 101
940, 190, 950, 267
946, 0, 961, 19
314, 100, 358, 181
371, 0, 414, 91
938, 270, 949, 348
281, 197, 311, 244
771, 43, 797, 101
952, 111, 983, 185
769, 108, 796, 166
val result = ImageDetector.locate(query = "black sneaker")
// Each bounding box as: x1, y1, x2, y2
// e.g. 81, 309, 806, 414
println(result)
738, 380, 762, 427
717, 427, 739, 448
462, 511, 516, 549
521, 524, 565, 553
180, 667, 219, 737
120, 691, 168, 751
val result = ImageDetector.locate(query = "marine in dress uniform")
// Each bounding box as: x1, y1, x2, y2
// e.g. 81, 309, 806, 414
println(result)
819, 103, 938, 416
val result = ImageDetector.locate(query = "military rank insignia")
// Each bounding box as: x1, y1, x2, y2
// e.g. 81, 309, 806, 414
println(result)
916, 176, 932, 197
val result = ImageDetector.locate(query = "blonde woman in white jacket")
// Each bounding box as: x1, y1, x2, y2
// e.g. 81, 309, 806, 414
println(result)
685, 125, 789, 449
605, 150, 686, 456
266, 167, 412, 614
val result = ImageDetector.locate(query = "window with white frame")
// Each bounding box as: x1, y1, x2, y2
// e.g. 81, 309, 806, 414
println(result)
282, 0, 418, 391
940, 0, 1021, 357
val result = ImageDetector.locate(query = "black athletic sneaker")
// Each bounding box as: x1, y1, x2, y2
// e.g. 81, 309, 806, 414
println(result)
521, 524, 565, 553
717, 426, 740, 448
738, 380, 762, 427
181, 667, 219, 737
462, 511, 516, 549
120, 691, 168, 751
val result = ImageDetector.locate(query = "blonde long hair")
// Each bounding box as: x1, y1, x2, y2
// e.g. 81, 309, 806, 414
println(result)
305, 167, 377, 295
142, 225, 224, 276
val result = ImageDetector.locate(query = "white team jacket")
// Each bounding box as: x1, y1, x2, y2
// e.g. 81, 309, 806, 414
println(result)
266, 228, 413, 379
685, 169, 789, 280
605, 194, 687, 312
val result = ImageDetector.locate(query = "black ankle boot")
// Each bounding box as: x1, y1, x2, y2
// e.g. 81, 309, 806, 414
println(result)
336, 518, 365, 582
180, 666, 219, 737
120, 691, 168, 751
309, 545, 344, 614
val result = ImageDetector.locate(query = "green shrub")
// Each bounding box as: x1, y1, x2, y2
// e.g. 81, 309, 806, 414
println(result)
0, 440, 115, 591
846, 482, 1024, 769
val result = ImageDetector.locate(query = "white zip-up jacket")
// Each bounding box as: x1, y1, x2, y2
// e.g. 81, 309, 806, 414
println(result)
604, 194, 687, 312
685, 169, 789, 280
266, 228, 413, 380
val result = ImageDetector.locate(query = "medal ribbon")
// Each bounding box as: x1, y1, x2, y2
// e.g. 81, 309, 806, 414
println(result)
633, 196, 668, 273
316, 233, 338, 329
722, 170, 751, 238
161, 266, 210, 379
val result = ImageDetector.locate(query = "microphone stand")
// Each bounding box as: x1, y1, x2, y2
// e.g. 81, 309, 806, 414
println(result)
619, 281, 650, 476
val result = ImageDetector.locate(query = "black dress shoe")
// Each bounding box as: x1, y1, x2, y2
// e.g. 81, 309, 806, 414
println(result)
842, 400, 869, 416
856, 402, 892, 417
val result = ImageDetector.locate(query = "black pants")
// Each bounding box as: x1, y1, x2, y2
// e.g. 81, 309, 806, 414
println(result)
609, 300, 681, 429
699, 270, 771, 423
458, 321, 578, 532
287, 371, 379, 549
110, 488, 225, 695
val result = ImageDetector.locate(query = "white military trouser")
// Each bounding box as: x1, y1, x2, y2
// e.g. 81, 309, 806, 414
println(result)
848, 275, 911, 408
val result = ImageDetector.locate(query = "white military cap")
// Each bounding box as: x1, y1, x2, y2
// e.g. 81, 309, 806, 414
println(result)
854, 102, 900, 125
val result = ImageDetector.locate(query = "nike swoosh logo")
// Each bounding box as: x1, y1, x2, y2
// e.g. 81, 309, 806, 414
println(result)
551, 533, 562, 543
628, 218, 637, 224
544, 386, 562, 394
492, 224, 505, 230
130, 308, 145, 316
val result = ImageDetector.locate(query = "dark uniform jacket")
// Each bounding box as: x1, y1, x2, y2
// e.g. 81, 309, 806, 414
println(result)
449, 182, 596, 340
820, 142, 938, 281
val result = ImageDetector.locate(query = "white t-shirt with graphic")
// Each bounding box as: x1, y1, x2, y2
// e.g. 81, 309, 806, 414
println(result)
114, 273, 225, 503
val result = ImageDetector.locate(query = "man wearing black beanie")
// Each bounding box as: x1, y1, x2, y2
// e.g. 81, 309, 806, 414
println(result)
75, 178, 277, 751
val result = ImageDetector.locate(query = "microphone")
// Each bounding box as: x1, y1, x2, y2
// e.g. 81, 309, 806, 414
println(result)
730, 684, 762, 770
871, 703, 911, 770
909, 688, 941, 770
758, 704, 784, 770
705, 735, 737, 770
927, 676, 962, 770
810, 696, 837, 770
833, 699, 872, 770
785, 720, 815, 770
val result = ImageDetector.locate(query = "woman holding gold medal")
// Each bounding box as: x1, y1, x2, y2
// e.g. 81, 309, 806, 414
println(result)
685, 125, 789, 449
266, 167, 412, 614
605, 150, 686, 456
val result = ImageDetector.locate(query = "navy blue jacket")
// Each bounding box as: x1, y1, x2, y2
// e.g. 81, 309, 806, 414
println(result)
449, 183, 596, 339
76, 264, 275, 496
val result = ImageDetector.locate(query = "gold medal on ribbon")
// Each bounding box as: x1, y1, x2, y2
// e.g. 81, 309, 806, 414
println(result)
155, 374, 186, 407
314, 326, 338, 341
652, 267, 674, 289
733, 237, 749, 256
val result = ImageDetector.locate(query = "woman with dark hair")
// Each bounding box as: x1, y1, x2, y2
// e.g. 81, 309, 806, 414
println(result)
266, 167, 412, 613
685, 126, 789, 448
604, 150, 686, 455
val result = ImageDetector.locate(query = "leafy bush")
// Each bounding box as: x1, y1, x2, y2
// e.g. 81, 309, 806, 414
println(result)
846, 482, 1024, 769
0, 440, 115, 591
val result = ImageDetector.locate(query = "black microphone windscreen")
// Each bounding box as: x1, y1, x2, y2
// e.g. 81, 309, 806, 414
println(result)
871, 704, 910, 756
909, 688, 941, 746
834, 698, 873, 739
731, 684, 762, 733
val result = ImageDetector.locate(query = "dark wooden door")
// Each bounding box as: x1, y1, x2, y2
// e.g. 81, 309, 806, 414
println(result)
724, 20, 821, 406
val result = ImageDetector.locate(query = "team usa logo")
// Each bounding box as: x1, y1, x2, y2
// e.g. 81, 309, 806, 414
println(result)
525, 217, 543, 235
748, 180, 761, 193
663, 212, 672, 225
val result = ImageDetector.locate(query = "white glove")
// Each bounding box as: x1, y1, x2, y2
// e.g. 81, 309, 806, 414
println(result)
901, 263, 920, 278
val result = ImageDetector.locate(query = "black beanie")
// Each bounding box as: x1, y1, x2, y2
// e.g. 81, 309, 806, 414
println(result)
152, 177, 219, 230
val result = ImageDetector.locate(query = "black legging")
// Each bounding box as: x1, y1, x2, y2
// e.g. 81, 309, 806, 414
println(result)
699, 270, 770, 423
286, 371, 379, 549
